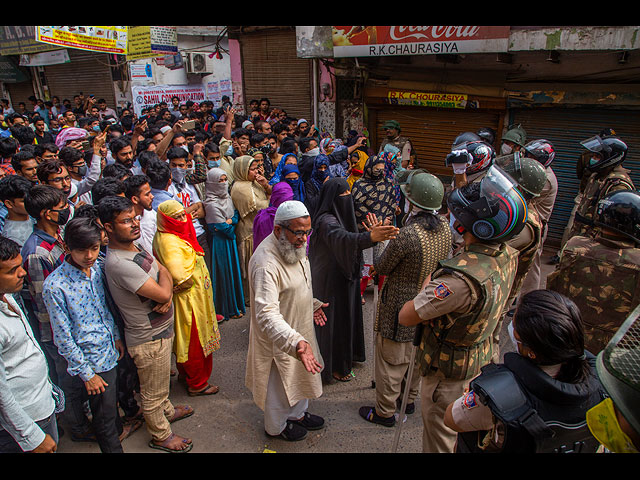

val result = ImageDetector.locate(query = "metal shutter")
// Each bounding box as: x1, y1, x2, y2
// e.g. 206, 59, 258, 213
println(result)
43, 49, 116, 109
511, 107, 640, 248
238, 29, 312, 121
373, 106, 502, 178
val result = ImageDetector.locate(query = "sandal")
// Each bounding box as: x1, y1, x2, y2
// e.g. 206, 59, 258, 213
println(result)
333, 370, 355, 382
119, 418, 144, 441
167, 404, 194, 423
148, 433, 193, 453
188, 384, 219, 396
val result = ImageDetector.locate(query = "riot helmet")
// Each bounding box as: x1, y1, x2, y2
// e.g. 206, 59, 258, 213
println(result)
447, 165, 528, 242
452, 131, 482, 149
477, 127, 496, 146
594, 190, 640, 245
447, 140, 496, 175
524, 139, 555, 168
501, 125, 527, 153
580, 135, 628, 173
400, 170, 444, 212
495, 152, 548, 199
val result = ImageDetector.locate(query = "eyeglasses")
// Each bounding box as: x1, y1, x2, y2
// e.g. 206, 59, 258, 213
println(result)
118, 215, 141, 225
284, 226, 312, 238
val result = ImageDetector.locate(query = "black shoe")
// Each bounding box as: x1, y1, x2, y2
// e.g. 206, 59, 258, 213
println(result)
266, 420, 308, 441
359, 406, 396, 427
396, 398, 415, 415
289, 412, 325, 431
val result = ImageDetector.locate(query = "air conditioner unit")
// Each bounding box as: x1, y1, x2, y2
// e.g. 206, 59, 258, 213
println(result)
186, 52, 214, 74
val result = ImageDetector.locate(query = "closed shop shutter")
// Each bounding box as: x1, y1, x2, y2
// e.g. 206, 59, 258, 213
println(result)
238, 29, 312, 121
372, 106, 502, 178
511, 107, 640, 248
43, 49, 116, 109
6, 77, 35, 109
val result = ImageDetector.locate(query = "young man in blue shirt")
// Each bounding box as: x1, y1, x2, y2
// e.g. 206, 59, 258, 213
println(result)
42, 216, 126, 453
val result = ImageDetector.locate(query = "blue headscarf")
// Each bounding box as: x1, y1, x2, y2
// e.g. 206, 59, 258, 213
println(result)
268, 153, 298, 186
280, 163, 305, 202
310, 154, 333, 192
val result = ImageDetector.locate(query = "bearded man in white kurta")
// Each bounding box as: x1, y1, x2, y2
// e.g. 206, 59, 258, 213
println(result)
245, 201, 329, 441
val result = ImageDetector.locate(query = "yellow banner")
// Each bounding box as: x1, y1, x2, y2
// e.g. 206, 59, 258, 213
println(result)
36, 26, 128, 54
388, 91, 468, 109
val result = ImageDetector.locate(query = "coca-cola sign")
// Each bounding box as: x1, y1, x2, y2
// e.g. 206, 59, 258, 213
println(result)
332, 26, 510, 58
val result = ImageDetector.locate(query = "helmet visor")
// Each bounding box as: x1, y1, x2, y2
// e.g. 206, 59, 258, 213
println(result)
581, 135, 612, 155
478, 165, 527, 240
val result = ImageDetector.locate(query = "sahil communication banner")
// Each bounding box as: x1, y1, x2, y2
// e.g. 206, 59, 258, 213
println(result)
332, 26, 511, 57
131, 85, 206, 116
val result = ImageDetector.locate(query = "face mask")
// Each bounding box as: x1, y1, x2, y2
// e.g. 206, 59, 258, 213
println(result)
171, 167, 187, 185
226, 145, 234, 156
508, 321, 520, 354
181, 145, 189, 153
586, 398, 639, 453
307, 147, 320, 156
208, 159, 221, 169
92, 125, 101, 133
589, 157, 600, 168
500, 143, 513, 155
53, 207, 71, 226
77, 165, 88, 177
259, 144, 272, 155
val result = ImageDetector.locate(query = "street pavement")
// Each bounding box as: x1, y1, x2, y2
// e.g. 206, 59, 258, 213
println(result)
56, 249, 557, 454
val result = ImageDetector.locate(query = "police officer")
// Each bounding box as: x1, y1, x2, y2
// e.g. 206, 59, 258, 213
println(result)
565, 133, 634, 242
446, 132, 496, 189
547, 190, 640, 355
518, 138, 558, 295
378, 120, 414, 170
493, 154, 547, 361
499, 124, 527, 156
359, 171, 452, 427
444, 289, 606, 453
398, 165, 525, 453
586, 305, 640, 453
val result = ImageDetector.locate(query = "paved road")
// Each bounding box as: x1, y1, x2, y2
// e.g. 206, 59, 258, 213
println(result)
56, 249, 557, 454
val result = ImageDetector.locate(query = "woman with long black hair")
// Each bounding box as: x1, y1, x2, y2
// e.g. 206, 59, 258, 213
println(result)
444, 289, 607, 453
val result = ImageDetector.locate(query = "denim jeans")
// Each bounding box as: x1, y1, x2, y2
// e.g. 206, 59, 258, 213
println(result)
0, 412, 58, 453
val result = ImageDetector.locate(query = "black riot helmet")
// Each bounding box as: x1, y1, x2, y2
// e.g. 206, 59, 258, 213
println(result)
594, 190, 640, 245
580, 135, 628, 173
446, 140, 496, 175
452, 131, 482, 149
477, 127, 496, 146
447, 165, 528, 242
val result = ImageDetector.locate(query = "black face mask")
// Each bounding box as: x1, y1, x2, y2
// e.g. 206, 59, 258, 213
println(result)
53, 207, 71, 225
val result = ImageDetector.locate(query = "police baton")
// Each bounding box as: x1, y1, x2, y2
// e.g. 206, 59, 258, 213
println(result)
391, 321, 424, 453
371, 273, 379, 389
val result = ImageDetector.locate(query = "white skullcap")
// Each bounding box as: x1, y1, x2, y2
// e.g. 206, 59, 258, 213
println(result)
297, 118, 308, 126
274, 200, 310, 223
242, 120, 253, 129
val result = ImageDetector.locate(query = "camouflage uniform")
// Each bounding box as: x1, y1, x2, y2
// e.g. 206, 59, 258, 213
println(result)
412, 241, 518, 452
565, 165, 635, 242
546, 232, 640, 355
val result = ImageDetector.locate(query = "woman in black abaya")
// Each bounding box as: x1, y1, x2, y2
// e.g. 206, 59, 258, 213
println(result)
309, 177, 399, 383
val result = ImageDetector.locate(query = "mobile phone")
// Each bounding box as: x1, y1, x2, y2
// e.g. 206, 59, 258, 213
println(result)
182, 120, 196, 130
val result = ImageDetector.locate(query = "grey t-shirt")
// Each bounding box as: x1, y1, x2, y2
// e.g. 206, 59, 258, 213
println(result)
104, 245, 174, 348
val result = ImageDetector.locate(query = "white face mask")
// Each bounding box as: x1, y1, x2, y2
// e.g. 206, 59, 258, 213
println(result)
508, 321, 521, 354
307, 147, 320, 156
500, 143, 513, 155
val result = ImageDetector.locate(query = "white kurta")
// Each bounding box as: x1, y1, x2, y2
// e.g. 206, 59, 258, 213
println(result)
245, 232, 324, 411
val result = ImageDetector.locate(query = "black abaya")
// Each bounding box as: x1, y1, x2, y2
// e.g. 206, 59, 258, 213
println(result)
309, 178, 375, 382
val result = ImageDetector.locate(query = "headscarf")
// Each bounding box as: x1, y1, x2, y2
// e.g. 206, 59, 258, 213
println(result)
312, 177, 357, 233
204, 167, 234, 224
310, 153, 333, 192
346, 150, 368, 189
378, 151, 402, 204
280, 163, 305, 202
156, 199, 204, 255
55, 127, 87, 149
252, 182, 294, 251
268, 153, 298, 185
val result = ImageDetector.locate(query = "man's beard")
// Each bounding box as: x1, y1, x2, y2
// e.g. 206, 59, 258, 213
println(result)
276, 230, 307, 264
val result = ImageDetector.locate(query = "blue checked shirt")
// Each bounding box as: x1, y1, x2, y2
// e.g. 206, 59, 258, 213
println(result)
42, 259, 120, 382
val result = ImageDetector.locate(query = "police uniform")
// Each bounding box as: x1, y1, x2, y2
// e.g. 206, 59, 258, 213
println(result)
452, 351, 605, 453
412, 241, 518, 453
565, 164, 635, 242
547, 231, 640, 355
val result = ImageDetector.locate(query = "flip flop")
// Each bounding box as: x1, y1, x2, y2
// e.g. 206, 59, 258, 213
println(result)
188, 384, 219, 396
119, 418, 144, 441
148, 433, 193, 453
168, 405, 194, 423
333, 370, 355, 382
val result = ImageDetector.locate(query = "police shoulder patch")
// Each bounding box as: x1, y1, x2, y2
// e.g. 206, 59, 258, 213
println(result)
462, 391, 478, 409
433, 282, 453, 300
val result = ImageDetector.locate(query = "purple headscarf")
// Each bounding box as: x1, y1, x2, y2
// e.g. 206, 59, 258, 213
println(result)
252, 182, 294, 251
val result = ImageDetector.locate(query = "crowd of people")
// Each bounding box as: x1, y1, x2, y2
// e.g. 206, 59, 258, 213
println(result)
0, 91, 638, 455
